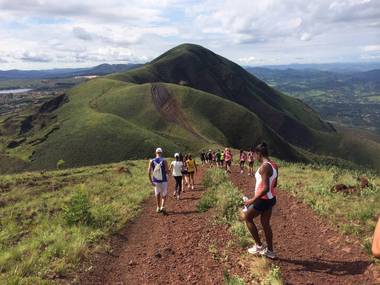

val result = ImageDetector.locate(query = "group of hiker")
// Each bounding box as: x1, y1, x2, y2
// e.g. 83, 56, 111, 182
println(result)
147, 144, 380, 261
199, 148, 233, 173
148, 143, 278, 259
200, 148, 256, 175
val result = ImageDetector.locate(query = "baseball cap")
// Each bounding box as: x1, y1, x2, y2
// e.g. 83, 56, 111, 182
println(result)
174, 153, 179, 157
156, 147, 163, 153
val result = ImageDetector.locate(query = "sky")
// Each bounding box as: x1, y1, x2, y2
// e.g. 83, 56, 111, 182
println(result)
0, 0, 379, 70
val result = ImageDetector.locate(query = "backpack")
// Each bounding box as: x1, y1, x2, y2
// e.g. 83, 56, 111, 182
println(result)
152, 160, 163, 181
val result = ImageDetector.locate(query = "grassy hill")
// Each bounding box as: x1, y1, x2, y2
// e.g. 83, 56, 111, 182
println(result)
1, 43, 380, 172
109, 44, 334, 149
0, 77, 303, 171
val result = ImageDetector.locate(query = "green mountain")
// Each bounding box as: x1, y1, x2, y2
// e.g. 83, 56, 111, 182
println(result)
109, 44, 334, 149
1, 43, 380, 172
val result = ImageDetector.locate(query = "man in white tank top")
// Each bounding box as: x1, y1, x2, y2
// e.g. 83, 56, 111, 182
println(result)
244, 143, 277, 259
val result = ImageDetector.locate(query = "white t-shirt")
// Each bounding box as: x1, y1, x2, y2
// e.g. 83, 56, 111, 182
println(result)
171, 161, 183, 177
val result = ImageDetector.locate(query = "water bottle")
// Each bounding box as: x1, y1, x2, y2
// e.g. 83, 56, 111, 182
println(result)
242, 196, 249, 212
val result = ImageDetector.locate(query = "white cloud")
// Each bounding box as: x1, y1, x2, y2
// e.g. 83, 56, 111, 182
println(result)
0, 0, 378, 69
362, 45, 380, 52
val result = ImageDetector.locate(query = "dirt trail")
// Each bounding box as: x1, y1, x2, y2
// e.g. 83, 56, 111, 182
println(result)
230, 166, 379, 285
77, 167, 248, 284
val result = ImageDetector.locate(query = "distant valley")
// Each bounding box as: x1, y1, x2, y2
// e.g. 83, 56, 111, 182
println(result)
247, 66, 380, 133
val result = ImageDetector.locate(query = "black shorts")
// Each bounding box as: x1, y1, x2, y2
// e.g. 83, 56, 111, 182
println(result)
226, 160, 232, 166
181, 170, 188, 175
248, 161, 254, 167
252, 197, 276, 212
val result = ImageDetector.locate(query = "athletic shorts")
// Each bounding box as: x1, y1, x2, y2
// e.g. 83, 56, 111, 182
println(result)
225, 160, 232, 166
251, 197, 276, 212
248, 161, 254, 167
181, 170, 188, 175
188, 171, 195, 175
154, 182, 168, 197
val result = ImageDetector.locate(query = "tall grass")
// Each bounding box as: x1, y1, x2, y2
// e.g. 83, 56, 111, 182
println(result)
0, 161, 151, 284
278, 160, 380, 254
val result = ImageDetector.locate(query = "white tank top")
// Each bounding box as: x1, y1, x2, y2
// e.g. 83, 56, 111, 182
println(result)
255, 161, 278, 199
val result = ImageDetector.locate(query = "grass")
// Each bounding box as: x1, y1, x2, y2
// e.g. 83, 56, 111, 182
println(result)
0, 160, 152, 284
278, 160, 380, 254
199, 168, 283, 285
1, 76, 304, 173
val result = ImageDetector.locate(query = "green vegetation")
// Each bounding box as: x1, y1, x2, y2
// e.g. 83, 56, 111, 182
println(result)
248, 67, 380, 133
279, 160, 380, 253
0, 161, 151, 284
200, 168, 283, 285
2, 43, 380, 174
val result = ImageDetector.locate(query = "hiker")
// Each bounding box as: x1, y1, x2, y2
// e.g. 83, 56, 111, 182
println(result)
247, 149, 255, 176
239, 149, 247, 174
212, 151, 216, 167
148, 147, 170, 213
244, 142, 278, 259
207, 149, 213, 167
181, 153, 189, 192
220, 150, 225, 167
186, 154, 197, 190
373, 217, 380, 258
200, 151, 206, 166
224, 147, 233, 173
216, 149, 222, 167
170, 153, 183, 200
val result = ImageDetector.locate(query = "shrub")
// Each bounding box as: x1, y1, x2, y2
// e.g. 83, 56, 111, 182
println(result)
215, 182, 242, 224
64, 186, 93, 226
56, 159, 65, 170
197, 189, 217, 212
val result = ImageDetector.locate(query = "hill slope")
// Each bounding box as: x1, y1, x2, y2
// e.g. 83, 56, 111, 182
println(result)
2, 43, 380, 172
109, 44, 334, 149
0, 77, 302, 170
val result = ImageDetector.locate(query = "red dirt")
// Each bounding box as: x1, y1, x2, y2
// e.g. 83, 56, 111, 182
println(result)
74, 165, 380, 285
75, 167, 251, 284
230, 166, 379, 285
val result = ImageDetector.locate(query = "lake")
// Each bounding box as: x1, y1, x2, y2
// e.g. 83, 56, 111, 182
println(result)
0, 88, 33, 94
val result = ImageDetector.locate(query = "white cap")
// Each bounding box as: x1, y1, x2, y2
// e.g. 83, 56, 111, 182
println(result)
156, 147, 163, 153
174, 153, 179, 157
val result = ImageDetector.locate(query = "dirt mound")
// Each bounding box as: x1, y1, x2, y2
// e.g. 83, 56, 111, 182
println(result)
358, 176, 370, 189
330, 183, 358, 194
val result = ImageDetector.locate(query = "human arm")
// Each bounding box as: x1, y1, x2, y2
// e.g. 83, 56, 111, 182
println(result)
164, 160, 170, 176
244, 164, 273, 206
372, 217, 380, 258
169, 161, 173, 173
147, 160, 154, 186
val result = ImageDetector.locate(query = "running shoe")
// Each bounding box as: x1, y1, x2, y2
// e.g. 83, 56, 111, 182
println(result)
156, 207, 161, 213
176, 194, 180, 200
160, 206, 165, 213
260, 248, 276, 259
191, 185, 194, 190
247, 244, 264, 255
173, 191, 176, 197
